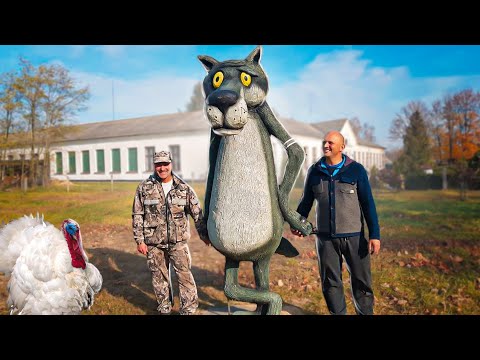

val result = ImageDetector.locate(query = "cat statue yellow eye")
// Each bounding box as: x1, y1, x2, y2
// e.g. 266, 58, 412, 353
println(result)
240, 72, 251, 86
212, 72, 224, 88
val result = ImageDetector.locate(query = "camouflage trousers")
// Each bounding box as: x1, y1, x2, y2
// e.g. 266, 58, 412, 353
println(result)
146, 242, 198, 315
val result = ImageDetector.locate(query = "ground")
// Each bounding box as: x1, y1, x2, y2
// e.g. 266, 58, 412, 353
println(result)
0, 224, 322, 315
2, 220, 478, 315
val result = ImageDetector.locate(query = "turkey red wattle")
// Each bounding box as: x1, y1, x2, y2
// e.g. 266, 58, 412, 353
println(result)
62, 220, 87, 270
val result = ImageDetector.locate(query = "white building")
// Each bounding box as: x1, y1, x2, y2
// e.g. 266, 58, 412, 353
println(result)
310, 118, 387, 173
5, 111, 386, 183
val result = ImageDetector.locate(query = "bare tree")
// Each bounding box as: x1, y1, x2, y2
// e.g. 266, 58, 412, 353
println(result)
12, 58, 48, 186
442, 88, 480, 200
11, 58, 90, 187
350, 116, 376, 142
0, 70, 23, 180
385, 148, 402, 163
350, 116, 361, 135
362, 124, 376, 143
41, 64, 89, 186
430, 100, 447, 163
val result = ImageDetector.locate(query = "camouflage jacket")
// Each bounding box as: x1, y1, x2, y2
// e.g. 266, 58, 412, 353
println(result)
132, 173, 208, 247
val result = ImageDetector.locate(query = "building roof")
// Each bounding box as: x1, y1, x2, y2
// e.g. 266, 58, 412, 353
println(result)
59, 111, 210, 142
310, 118, 348, 134
55, 111, 384, 149
278, 117, 324, 138
311, 118, 385, 149
57, 111, 324, 142
357, 139, 386, 149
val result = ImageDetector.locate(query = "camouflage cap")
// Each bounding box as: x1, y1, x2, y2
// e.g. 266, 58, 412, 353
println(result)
153, 151, 172, 163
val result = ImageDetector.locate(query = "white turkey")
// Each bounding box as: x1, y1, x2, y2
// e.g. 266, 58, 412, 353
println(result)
0, 215, 103, 315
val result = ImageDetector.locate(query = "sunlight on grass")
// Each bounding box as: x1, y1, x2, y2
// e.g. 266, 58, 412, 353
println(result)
0, 184, 478, 315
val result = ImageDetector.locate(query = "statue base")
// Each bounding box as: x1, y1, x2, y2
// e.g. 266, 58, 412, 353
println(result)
199, 302, 301, 315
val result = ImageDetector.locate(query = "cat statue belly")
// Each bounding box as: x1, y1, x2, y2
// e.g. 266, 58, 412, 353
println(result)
208, 115, 279, 260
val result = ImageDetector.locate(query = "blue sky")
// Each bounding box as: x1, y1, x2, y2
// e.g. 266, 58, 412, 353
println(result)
1, 45, 479, 149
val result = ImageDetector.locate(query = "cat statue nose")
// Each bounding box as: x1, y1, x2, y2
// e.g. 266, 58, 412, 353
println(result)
207, 90, 238, 114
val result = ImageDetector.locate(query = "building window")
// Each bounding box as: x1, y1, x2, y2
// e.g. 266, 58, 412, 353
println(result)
145, 146, 155, 172
7, 155, 13, 161
112, 148, 121, 173
169, 145, 181, 172
96, 149, 105, 173
82, 150, 90, 174
128, 148, 138, 172
20, 154, 25, 161
68, 152, 76, 174
56, 152, 63, 174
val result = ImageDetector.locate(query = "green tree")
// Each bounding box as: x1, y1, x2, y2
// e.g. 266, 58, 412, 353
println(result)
396, 109, 431, 176
389, 101, 430, 143
185, 82, 204, 112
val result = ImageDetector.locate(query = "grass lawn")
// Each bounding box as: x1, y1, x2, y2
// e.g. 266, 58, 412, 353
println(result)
0, 182, 478, 315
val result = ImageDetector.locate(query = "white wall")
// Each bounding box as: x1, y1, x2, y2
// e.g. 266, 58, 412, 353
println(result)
6, 119, 385, 183
341, 121, 358, 158
50, 131, 210, 182
272, 134, 323, 182
272, 121, 386, 180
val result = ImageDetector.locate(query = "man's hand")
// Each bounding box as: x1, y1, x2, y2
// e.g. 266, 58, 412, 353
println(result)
291, 227, 305, 237
369, 239, 381, 255
137, 242, 148, 256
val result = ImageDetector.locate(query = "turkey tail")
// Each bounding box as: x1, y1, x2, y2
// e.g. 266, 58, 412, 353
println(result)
0, 215, 44, 274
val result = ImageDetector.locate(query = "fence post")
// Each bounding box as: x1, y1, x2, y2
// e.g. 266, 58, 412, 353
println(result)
22, 177, 28, 192
442, 166, 448, 190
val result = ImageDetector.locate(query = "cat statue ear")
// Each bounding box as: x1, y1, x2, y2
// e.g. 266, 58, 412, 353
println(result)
245, 45, 262, 64
198, 55, 219, 72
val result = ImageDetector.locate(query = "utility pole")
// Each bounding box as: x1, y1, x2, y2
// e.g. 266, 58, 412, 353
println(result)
112, 80, 115, 121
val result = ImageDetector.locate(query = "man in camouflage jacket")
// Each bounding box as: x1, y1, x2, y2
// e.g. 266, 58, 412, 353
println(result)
132, 151, 210, 315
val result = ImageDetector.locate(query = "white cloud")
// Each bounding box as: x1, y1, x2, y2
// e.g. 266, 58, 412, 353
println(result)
68, 48, 480, 149
73, 71, 198, 123
97, 45, 127, 58
69, 45, 87, 58
267, 50, 480, 148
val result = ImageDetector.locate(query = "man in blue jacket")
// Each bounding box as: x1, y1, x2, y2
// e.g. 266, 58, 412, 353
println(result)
292, 130, 381, 315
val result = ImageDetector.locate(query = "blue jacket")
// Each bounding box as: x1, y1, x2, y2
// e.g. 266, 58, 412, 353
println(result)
297, 155, 380, 239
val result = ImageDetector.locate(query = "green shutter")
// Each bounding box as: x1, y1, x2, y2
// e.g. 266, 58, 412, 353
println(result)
82, 150, 90, 173
112, 149, 121, 172
97, 150, 105, 173
68, 152, 76, 174
56, 152, 63, 174
128, 148, 138, 172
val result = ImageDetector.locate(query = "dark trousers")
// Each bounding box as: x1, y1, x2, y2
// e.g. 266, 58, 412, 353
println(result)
315, 234, 374, 315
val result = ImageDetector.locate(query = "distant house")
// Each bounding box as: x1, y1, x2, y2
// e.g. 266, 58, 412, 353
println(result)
310, 118, 386, 174
3, 111, 386, 183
